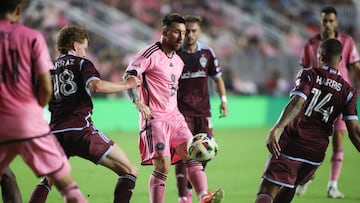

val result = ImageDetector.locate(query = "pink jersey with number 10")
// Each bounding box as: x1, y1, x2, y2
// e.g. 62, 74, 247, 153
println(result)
300, 33, 360, 84
0, 21, 53, 142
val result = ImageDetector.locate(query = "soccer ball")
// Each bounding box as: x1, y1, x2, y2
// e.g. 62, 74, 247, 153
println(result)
187, 133, 218, 162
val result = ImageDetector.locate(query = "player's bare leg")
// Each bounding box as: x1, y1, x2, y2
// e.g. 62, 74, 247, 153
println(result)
255, 179, 281, 203
273, 187, 296, 203
1, 167, 22, 203
328, 130, 345, 198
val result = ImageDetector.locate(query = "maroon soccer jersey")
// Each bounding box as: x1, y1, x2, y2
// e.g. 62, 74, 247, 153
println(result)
49, 54, 100, 132
279, 66, 358, 162
177, 42, 222, 117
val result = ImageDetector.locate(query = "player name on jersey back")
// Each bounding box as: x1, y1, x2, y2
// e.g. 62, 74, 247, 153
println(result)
316, 75, 342, 91
54, 59, 75, 69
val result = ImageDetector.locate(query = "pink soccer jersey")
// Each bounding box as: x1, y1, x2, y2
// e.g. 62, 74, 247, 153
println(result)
125, 42, 185, 120
0, 21, 53, 142
300, 33, 360, 83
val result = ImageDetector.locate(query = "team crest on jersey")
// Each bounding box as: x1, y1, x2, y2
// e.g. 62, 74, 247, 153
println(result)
156, 142, 165, 151
199, 54, 207, 68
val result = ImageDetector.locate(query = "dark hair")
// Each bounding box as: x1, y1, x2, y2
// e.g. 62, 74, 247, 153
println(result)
321, 6, 337, 16
57, 25, 89, 54
0, 0, 21, 14
162, 13, 185, 27
184, 15, 202, 25
320, 38, 342, 57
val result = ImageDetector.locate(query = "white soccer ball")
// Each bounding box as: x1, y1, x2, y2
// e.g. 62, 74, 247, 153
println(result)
187, 133, 218, 162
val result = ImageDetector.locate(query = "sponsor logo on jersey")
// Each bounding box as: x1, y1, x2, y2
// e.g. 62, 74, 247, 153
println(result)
199, 54, 207, 68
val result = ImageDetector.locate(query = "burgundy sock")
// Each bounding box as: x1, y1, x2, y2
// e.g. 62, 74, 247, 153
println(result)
28, 178, 51, 203
114, 174, 136, 203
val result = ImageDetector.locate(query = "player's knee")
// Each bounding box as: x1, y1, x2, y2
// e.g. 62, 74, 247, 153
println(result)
128, 164, 138, 177
153, 157, 171, 174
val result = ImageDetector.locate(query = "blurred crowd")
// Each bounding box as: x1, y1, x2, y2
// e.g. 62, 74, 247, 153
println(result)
21, 0, 360, 97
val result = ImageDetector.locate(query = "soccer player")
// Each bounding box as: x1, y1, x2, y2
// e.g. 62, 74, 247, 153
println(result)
175, 15, 228, 203
1, 168, 22, 203
296, 6, 360, 198
123, 13, 224, 203
28, 25, 140, 203
254, 38, 360, 203
0, 1, 87, 202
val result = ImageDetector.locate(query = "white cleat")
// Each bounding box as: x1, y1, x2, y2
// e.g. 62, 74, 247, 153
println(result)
328, 187, 344, 199
295, 184, 308, 196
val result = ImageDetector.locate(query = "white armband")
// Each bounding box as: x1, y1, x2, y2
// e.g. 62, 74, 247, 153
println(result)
220, 95, 227, 103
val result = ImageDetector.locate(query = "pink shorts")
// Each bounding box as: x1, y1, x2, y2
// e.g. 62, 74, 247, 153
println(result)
139, 119, 192, 165
262, 154, 319, 188
0, 133, 70, 180
334, 114, 346, 131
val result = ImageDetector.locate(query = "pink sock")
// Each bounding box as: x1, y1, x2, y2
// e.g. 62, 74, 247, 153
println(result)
185, 160, 207, 196
149, 171, 167, 203
255, 193, 273, 203
60, 182, 87, 203
330, 150, 343, 181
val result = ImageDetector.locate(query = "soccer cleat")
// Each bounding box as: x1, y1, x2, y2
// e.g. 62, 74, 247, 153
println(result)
201, 189, 224, 203
327, 187, 344, 199
178, 191, 192, 203
295, 184, 308, 196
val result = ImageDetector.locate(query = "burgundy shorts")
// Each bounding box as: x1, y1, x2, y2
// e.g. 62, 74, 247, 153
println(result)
54, 126, 114, 164
184, 116, 213, 136
262, 154, 320, 188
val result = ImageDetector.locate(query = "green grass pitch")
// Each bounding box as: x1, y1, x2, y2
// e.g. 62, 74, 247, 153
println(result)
9, 127, 360, 202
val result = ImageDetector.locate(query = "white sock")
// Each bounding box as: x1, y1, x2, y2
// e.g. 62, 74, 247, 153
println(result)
328, 181, 337, 189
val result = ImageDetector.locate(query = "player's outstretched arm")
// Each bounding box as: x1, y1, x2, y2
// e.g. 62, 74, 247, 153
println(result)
266, 95, 305, 158
88, 76, 141, 94
346, 120, 360, 152
36, 71, 52, 107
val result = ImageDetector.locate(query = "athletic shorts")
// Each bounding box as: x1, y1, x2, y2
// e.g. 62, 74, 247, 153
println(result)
54, 125, 114, 164
0, 133, 70, 180
139, 119, 192, 165
184, 116, 213, 136
334, 114, 346, 131
262, 154, 320, 188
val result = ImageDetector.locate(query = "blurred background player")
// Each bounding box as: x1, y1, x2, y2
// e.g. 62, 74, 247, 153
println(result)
175, 15, 228, 203
0, 1, 87, 202
28, 25, 140, 203
296, 6, 360, 198
255, 38, 360, 203
123, 13, 224, 203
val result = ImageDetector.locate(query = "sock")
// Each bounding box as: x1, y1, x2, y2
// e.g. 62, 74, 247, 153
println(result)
273, 187, 295, 203
329, 150, 343, 188
28, 178, 51, 203
175, 162, 188, 198
60, 182, 87, 203
255, 193, 273, 203
185, 160, 207, 198
114, 174, 136, 203
149, 171, 167, 203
